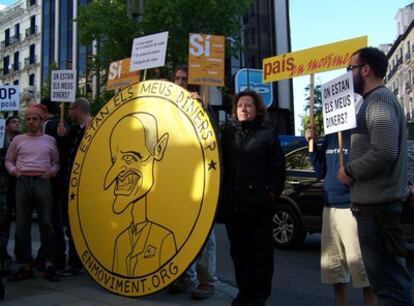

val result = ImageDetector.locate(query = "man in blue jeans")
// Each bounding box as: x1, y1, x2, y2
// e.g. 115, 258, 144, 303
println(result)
338, 47, 414, 305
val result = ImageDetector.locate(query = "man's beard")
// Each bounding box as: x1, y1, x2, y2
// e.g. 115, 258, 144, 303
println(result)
353, 72, 364, 96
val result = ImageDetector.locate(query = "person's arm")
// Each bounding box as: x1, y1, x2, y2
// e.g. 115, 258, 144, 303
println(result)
345, 100, 400, 181
43, 139, 60, 179
5, 138, 20, 177
305, 127, 327, 179
407, 185, 414, 208
269, 129, 286, 199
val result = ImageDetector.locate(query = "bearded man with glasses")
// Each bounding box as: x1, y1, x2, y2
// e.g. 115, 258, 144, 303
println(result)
338, 47, 414, 306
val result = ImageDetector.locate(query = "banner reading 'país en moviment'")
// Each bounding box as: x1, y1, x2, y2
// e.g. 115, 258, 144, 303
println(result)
262, 36, 367, 83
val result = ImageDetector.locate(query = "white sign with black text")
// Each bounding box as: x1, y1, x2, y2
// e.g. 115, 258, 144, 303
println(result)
130, 32, 169, 72
51, 70, 77, 102
321, 71, 357, 135
0, 85, 19, 111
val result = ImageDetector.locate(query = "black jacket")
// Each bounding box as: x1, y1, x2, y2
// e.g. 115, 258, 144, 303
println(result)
220, 121, 286, 218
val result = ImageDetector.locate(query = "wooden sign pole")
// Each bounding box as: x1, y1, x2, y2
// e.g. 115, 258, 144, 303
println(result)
338, 131, 344, 168
202, 86, 209, 108
308, 73, 315, 152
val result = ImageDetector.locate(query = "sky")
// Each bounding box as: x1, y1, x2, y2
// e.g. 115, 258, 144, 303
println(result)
1, 0, 413, 134
289, 0, 414, 134
0, 0, 13, 10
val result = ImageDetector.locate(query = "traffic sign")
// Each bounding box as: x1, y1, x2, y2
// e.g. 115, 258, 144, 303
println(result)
235, 68, 273, 108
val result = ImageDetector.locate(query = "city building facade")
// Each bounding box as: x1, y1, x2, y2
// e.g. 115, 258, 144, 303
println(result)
386, 20, 414, 120
41, 0, 92, 97
228, 0, 293, 133
0, 0, 42, 102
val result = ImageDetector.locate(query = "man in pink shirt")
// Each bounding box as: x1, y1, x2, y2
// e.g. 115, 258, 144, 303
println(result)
5, 103, 60, 282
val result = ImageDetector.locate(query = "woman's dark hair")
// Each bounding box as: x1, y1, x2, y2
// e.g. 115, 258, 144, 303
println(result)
232, 90, 266, 123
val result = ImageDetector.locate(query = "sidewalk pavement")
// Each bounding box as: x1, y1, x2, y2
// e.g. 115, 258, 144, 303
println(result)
2, 241, 237, 306
2, 272, 237, 306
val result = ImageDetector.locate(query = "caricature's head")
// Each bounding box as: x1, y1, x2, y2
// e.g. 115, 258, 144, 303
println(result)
104, 113, 169, 214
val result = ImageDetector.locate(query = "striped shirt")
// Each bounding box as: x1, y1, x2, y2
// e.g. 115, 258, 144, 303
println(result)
345, 85, 408, 204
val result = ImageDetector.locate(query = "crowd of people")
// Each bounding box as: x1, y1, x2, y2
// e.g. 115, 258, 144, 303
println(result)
0, 47, 413, 306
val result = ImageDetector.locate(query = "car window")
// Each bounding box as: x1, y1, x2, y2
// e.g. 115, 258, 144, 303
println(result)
286, 147, 313, 171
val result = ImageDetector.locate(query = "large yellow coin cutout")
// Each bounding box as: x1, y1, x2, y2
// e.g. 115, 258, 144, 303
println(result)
68, 80, 220, 296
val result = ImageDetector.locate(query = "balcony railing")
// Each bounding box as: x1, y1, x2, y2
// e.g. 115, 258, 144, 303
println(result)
406, 81, 412, 93
1, 35, 21, 49
9, 34, 21, 45
12, 62, 21, 71
24, 55, 36, 67
27, 0, 37, 7
25, 26, 38, 38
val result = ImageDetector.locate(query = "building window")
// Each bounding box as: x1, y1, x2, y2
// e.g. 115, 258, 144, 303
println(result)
29, 0, 36, 6
13, 51, 19, 71
14, 23, 20, 41
3, 56, 10, 75
30, 44, 36, 64
29, 73, 35, 86
5, 29, 10, 47
13, 80, 19, 85
30, 15, 36, 35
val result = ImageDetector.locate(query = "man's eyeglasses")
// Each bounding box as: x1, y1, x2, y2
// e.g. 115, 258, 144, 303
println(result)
346, 64, 366, 71
69, 106, 78, 110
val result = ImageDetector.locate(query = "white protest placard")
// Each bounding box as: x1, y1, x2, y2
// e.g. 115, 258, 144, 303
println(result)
0, 119, 5, 149
321, 71, 357, 135
130, 31, 169, 72
51, 70, 77, 102
0, 85, 19, 111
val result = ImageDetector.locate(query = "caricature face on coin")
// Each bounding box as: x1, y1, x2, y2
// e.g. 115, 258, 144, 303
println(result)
69, 80, 220, 296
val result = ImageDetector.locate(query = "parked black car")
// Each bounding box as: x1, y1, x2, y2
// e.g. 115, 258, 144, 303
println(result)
273, 136, 414, 249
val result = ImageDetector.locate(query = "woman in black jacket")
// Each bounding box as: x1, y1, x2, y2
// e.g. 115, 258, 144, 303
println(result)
221, 91, 285, 306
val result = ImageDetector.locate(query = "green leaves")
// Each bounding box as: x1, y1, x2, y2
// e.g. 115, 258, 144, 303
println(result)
75, 0, 252, 109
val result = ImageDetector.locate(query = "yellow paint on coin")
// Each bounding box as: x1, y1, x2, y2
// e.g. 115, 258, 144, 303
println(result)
69, 80, 220, 296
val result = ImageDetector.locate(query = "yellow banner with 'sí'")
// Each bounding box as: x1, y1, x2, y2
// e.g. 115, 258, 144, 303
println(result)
262, 36, 367, 83
188, 33, 225, 86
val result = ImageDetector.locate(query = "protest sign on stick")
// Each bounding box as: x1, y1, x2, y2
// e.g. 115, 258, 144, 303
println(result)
51, 69, 77, 123
321, 71, 357, 165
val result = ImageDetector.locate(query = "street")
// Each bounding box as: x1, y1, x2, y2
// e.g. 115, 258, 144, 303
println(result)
215, 224, 414, 306
3, 222, 414, 306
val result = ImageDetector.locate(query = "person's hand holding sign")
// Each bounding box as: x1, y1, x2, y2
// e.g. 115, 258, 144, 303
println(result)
337, 166, 353, 186
305, 124, 316, 143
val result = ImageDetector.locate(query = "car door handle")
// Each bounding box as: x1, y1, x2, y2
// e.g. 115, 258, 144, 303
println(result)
287, 180, 301, 186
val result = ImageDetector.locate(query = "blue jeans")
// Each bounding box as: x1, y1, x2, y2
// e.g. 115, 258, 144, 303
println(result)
353, 202, 414, 306
15, 176, 55, 264
183, 228, 216, 286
